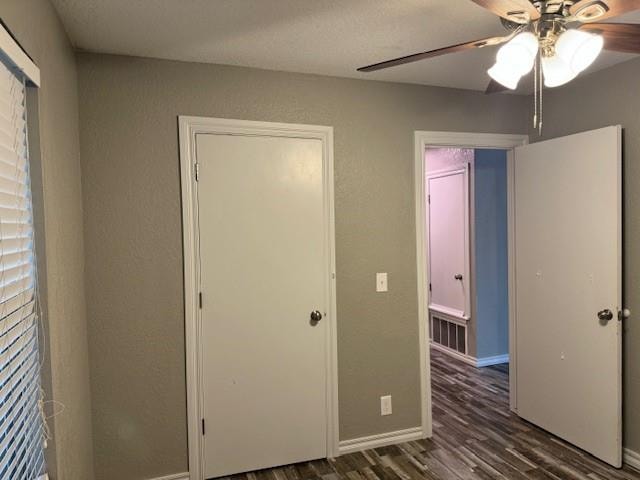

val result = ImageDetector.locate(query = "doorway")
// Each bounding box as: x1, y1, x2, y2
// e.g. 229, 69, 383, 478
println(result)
426, 148, 509, 368
414, 132, 526, 428
180, 117, 339, 480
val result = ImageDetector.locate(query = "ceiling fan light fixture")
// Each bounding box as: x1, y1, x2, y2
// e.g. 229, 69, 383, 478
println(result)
541, 55, 578, 88
488, 62, 521, 90
555, 29, 604, 74
496, 32, 539, 75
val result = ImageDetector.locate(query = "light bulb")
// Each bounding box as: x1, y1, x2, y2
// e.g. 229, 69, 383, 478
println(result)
488, 62, 522, 90
496, 32, 539, 76
555, 29, 603, 73
541, 55, 577, 88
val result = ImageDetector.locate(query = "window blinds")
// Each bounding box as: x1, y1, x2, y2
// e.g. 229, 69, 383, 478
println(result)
0, 58, 45, 479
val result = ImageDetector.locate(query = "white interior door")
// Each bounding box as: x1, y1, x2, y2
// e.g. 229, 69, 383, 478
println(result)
427, 169, 469, 318
514, 126, 622, 467
196, 133, 328, 478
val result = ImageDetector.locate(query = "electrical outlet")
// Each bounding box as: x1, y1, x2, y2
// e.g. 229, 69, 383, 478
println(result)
380, 395, 392, 416
376, 273, 388, 292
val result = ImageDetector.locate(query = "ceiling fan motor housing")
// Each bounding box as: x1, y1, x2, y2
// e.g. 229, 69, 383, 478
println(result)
500, 17, 522, 31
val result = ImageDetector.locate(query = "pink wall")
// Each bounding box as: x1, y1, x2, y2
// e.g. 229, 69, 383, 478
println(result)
426, 147, 473, 173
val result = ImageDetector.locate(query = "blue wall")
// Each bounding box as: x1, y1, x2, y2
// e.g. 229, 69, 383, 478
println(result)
474, 149, 509, 359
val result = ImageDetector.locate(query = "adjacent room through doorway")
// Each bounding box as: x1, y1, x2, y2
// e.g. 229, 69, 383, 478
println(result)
426, 147, 510, 369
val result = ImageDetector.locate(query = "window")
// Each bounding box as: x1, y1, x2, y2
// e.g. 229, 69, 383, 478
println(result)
0, 25, 45, 480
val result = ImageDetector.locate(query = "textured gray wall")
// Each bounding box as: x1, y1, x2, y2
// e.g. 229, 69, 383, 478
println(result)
0, 1, 95, 479
473, 149, 508, 359
527, 57, 640, 456
76, 53, 528, 480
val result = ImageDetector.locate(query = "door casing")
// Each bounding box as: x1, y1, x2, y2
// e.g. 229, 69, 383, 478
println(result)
179, 116, 339, 480
414, 131, 528, 430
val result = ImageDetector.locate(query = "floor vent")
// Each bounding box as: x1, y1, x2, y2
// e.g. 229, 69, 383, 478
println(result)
430, 314, 466, 355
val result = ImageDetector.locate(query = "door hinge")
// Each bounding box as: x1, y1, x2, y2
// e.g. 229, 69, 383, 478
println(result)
202, 418, 205, 435
199, 292, 203, 309
195, 163, 200, 181
427, 194, 431, 204
429, 283, 432, 292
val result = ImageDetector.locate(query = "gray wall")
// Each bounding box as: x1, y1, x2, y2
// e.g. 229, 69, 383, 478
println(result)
527, 57, 640, 456
0, 2, 95, 480
473, 149, 508, 359
76, 53, 528, 480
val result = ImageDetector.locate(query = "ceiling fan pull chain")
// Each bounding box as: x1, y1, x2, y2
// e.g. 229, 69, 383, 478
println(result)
533, 53, 538, 129
539, 51, 543, 135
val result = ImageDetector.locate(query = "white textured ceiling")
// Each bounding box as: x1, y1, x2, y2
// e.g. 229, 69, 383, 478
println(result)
50, 0, 640, 92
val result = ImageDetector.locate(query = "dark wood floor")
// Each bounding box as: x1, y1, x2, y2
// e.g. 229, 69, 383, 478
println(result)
223, 349, 640, 480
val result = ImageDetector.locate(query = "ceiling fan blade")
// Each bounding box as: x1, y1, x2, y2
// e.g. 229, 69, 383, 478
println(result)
485, 79, 509, 94
469, 0, 540, 23
357, 36, 509, 72
580, 22, 640, 52
571, 0, 640, 22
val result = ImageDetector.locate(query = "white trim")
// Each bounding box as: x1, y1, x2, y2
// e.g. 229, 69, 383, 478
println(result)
431, 342, 509, 368
476, 354, 510, 367
428, 304, 469, 322
338, 427, 425, 455
624, 448, 640, 471
0, 23, 40, 87
416, 131, 528, 149
430, 342, 477, 367
179, 116, 339, 480
414, 137, 432, 440
415, 131, 528, 438
147, 473, 190, 480
426, 167, 467, 179
506, 149, 518, 411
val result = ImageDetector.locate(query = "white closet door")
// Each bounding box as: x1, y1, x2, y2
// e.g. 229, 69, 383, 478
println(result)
196, 133, 328, 478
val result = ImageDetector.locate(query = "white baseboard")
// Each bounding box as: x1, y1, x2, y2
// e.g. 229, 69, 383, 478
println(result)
338, 426, 425, 455
430, 342, 509, 368
147, 473, 189, 480
625, 448, 640, 470
430, 342, 477, 366
475, 354, 510, 367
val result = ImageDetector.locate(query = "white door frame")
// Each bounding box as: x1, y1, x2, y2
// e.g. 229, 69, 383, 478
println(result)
179, 116, 339, 480
414, 131, 528, 427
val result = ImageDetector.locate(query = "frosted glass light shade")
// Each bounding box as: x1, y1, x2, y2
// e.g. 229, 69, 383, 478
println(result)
496, 32, 539, 75
541, 55, 578, 87
488, 62, 522, 90
556, 29, 603, 73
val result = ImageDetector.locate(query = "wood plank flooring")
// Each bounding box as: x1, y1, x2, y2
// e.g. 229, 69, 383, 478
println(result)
220, 349, 639, 480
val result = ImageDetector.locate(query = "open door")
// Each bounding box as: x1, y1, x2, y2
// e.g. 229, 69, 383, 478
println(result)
514, 126, 622, 467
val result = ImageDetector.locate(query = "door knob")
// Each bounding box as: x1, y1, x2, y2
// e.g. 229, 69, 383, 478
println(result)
454, 274, 463, 281
310, 310, 323, 322
597, 309, 614, 322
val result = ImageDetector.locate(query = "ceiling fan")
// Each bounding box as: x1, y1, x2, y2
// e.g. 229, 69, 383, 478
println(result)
358, 0, 640, 95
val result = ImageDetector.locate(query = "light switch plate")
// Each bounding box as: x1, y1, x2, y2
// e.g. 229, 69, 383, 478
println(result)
380, 395, 392, 416
376, 273, 388, 292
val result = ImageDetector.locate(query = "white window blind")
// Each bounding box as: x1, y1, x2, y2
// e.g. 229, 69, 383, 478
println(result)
0, 55, 45, 479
